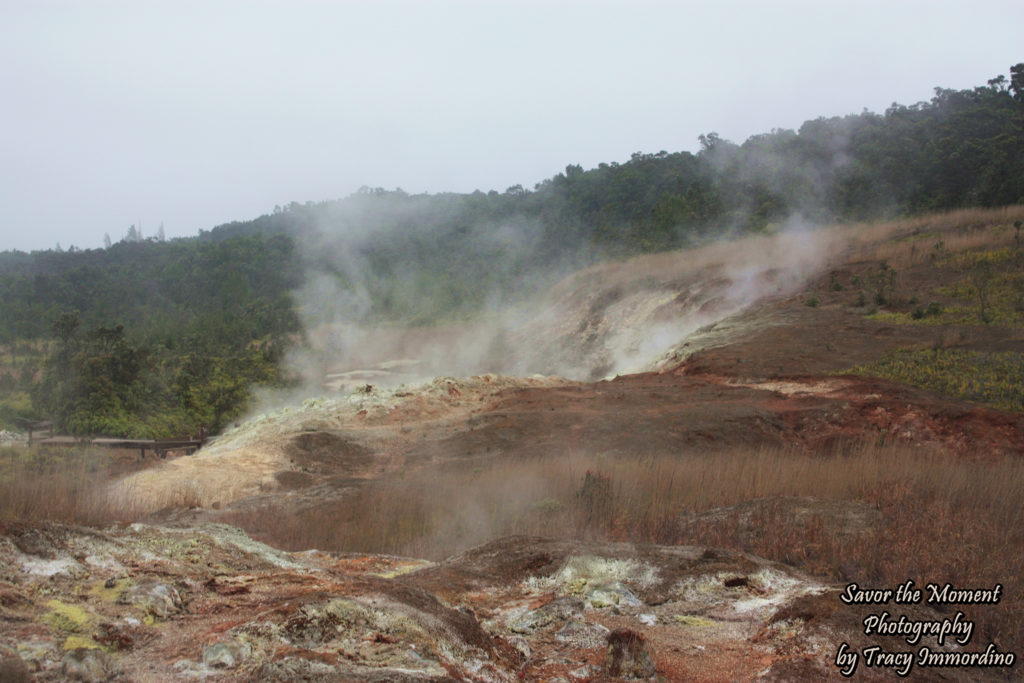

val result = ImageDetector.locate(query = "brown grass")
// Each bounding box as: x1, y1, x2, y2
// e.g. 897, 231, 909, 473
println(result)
0, 445, 148, 526
836, 205, 1024, 269
220, 441, 1024, 653
4, 432, 1022, 653
843, 205, 1024, 246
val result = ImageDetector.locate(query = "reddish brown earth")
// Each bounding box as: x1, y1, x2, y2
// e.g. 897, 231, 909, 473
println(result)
6, 215, 1024, 680
1, 523, 1005, 682
109, 296, 1024, 514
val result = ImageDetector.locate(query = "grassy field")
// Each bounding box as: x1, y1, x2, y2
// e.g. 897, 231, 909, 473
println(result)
6, 440, 1022, 661
212, 442, 1024, 655
808, 206, 1024, 412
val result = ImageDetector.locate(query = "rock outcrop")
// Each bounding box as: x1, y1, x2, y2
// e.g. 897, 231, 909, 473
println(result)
0, 522, 994, 681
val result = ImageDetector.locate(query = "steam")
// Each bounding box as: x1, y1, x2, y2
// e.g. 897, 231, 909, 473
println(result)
121, 202, 852, 516
271, 197, 846, 404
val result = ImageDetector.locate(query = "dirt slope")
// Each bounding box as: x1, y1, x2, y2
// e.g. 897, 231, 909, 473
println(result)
110, 219, 1024, 515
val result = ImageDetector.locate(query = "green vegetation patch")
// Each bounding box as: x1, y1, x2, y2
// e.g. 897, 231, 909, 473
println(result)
846, 349, 1024, 413
62, 635, 101, 650
948, 247, 1014, 269
866, 306, 955, 326
43, 599, 92, 633
0, 392, 37, 429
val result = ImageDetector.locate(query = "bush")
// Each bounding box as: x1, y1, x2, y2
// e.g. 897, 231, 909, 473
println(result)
0, 392, 37, 430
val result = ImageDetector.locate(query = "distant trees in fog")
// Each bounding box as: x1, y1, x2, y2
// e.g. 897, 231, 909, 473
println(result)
0, 64, 1021, 437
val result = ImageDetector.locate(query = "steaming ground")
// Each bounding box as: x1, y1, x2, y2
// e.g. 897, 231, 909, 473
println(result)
107, 374, 572, 510
109, 228, 849, 511
299, 226, 849, 387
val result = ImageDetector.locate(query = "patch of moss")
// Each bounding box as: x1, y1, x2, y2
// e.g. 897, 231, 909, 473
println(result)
43, 599, 91, 633
62, 635, 101, 650
89, 578, 130, 603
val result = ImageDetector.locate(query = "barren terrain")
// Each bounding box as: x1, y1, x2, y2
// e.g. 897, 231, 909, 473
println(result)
3, 208, 1024, 680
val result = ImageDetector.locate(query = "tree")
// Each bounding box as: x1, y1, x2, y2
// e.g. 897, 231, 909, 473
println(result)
52, 310, 82, 343
1010, 63, 1024, 103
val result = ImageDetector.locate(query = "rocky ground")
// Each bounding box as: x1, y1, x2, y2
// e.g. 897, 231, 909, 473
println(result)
0, 430, 27, 447
0, 520, 1000, 682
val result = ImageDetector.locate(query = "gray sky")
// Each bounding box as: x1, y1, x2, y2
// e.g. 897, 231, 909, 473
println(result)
1, 1, 1021, 252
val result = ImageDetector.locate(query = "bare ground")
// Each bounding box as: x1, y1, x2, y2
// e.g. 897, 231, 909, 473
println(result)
10, 211, 1024, 680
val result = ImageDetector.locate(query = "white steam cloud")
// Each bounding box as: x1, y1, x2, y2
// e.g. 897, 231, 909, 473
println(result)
273, 200, 845, 403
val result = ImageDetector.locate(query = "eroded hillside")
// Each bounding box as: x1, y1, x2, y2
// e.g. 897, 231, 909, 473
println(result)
111, 211, 1024, 515
3, 208, 1024, 680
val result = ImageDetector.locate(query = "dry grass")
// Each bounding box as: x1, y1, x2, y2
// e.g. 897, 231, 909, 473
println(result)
843, 205, 1024, 247
224, 442, 1024, 558
833, 205, 1024, 269
4, 435, 1022, 654
0, 445, 146, 525
221, 441, 1024, 653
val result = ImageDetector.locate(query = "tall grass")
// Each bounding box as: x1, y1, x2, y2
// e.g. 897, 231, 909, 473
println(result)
843, 205, 1024, 258
4, 440, 1022, 653
219, 441, 1024, 657
0, 445, 144, 525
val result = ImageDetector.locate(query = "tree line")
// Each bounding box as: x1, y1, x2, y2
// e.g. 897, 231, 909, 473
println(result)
0, 64, 1021, 436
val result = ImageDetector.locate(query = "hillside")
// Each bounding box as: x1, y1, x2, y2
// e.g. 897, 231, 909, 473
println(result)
2, 207, 1022, 680
1, 65, 1022, 439
2, 66, 1024, 680
109, 207, 1024, 516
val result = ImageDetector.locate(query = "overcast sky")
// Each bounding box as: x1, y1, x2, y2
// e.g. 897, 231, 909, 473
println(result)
1, 1, 1021, 252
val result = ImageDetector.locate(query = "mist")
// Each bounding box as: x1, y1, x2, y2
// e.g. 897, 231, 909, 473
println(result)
228, 86, 971, 414
267, 192, 847, 409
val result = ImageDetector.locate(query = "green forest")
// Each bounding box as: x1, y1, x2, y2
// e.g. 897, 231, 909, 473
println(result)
1, 64, 1022, 438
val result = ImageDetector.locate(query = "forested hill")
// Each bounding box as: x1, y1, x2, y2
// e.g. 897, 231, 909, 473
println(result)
5, 64, 1024, 327
0, 64, 1021, 437
201, 64, 1024, 318
213, 63, 1024, 244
